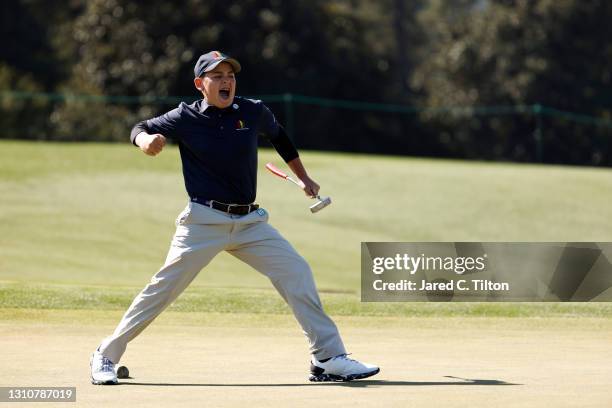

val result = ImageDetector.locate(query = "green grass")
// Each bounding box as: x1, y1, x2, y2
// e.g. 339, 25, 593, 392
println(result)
1, 140, 612, 316
1, 281, 611, 318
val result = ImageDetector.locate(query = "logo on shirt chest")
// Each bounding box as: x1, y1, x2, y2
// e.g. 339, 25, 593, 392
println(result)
235, 119, 249, 131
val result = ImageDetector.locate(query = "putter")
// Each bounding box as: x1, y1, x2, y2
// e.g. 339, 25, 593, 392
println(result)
265, 163, 332, 213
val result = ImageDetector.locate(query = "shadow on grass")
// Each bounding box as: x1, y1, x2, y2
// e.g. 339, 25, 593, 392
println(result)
119, 376, 520, 388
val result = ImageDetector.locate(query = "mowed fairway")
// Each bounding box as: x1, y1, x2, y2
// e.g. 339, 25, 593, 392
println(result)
2, 140, 612, 407
2, 140, 612, 289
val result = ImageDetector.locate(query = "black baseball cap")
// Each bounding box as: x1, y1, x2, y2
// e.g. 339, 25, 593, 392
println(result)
194, 51, 241, 77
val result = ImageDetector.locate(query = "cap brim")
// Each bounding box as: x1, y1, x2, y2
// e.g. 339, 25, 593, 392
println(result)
205, 58, 242, 73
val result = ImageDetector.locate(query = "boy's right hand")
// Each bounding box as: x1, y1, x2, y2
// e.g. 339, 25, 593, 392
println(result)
136, 133, 166, 156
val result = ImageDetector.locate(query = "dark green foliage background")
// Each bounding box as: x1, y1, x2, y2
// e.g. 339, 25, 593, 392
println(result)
1, 0, 611, 164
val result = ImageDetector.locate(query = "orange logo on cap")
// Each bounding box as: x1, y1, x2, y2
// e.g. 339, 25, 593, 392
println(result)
211, 51, 222, 59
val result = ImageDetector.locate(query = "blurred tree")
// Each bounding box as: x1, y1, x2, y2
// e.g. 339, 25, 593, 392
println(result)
0, 0, 83, 139
49, 0, 425, 147
263, 0, 425, 152
413, 0, 612, 164
6, 0, 609, 165
0, 63, 48, 139
1, 0, 65, 88
50, 0, 184, 140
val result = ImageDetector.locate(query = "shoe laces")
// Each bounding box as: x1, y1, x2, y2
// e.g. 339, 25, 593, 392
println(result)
102, 357, 114, 372
95, 355, 115, 373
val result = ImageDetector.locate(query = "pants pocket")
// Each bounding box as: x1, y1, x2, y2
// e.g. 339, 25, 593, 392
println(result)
175, 204, 192, 226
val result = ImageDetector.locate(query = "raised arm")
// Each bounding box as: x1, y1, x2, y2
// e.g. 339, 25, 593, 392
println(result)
131, 122, 167, 156
129, 107, 182, 156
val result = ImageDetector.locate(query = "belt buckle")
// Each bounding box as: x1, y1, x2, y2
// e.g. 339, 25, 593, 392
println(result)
226, 203, 238, 214
210, 200, 252, 215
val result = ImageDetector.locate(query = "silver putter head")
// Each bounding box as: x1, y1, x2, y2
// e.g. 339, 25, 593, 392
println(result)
310, 196, 331, 213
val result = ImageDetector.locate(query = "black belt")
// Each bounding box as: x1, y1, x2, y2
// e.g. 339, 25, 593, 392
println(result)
192, 198, 259, 215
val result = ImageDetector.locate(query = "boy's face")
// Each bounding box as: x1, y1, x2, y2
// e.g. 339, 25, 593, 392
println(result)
194, 62, 236, 108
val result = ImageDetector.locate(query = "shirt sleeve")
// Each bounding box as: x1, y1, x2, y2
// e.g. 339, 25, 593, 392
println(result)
270, 125, 299, 163
129, 107, 183, 146
130, 121, 149, 146
257, 103, 280, 139
258, 103, 299, 163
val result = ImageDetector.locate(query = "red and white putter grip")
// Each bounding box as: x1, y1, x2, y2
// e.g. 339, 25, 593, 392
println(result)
265, 163, 288, 179
265, 162, 303, 188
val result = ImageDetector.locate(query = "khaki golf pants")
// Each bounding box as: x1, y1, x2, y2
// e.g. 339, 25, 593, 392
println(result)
98, 202, 346, 363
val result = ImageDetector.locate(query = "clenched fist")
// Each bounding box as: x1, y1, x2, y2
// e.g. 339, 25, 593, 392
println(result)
136, 133, 166, 156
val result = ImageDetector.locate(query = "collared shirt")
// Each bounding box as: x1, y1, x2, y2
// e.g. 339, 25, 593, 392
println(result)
131, 96, 297, 204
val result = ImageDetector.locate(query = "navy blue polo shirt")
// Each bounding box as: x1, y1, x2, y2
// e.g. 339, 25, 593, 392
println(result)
131, 96, 297, 204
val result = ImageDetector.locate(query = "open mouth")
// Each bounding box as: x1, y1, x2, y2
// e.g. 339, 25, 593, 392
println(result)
219, 89, 230, 100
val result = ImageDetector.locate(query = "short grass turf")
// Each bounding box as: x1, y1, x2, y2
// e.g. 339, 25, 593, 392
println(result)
1, 281, 612, 319
1, 140, 612, 312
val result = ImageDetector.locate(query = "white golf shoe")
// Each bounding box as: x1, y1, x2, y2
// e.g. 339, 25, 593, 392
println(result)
90, 350, 118, 385
309, 353, 380, 382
